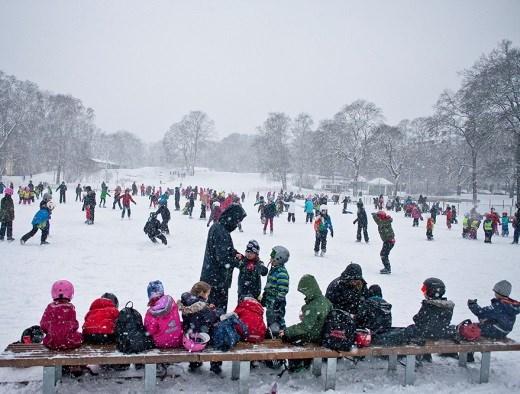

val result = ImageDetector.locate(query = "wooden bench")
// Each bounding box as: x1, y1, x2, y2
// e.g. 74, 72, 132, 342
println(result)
1, 338, 519, 394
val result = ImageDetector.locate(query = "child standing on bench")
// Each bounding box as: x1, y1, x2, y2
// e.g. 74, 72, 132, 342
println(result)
40, 280, 83, 350
467, 280, 520, 338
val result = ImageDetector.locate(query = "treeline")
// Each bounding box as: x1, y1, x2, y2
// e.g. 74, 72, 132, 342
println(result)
174, 40, 517, 205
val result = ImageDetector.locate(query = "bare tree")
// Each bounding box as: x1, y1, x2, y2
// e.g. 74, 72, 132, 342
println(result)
290, 113, 314, 190
334, 100, 383, 195
255, 112, 291, 190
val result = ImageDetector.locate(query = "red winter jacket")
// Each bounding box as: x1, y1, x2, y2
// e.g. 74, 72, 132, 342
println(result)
82, 298, 119, 335
40, 300, 83, 350
234, 298, 266, 343
119, 193, 135, 207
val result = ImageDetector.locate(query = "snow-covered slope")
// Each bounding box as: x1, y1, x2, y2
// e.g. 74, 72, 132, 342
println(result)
0, 168, 518, 393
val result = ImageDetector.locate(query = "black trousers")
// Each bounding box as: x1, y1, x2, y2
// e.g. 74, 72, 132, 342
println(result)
122, 206, 131, 218
22, 225, 48, 243
380, 241, 394, 269
175, 199, 180, 210
305, 212, 314, 223
148, 234, 167, 244
75, 192, 82, 202
208, 286, 229, 314
200, 204, 206, 219
287, 213, 295, 222
59, 192, 66, 203
113, 198, 122, 209
514, 227, 519, 243
314, 232, 327, 252
0, 221, 13, 239
357, 224, 369, 242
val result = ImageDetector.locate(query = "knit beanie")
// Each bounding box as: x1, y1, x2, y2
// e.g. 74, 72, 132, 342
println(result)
493, 280, 512, 297
147, 280, 164, 300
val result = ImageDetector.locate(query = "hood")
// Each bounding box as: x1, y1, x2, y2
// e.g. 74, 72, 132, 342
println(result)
423, 298, 455, 310
89, 298, 117, 310
178, 292, 208, 315
219, 204, 247, 232
235, 297, 264, 315
376, 211, 392, 222
368, 297, 392, 312
149, 295, 174, 317
340, 263, 363, 280
492, 298, 520, 315
297, 274, 322, 301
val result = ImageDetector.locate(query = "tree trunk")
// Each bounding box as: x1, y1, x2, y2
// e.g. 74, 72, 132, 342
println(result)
56, 165, 62, 184
353, 165, 359, 197
471, 149, 478, 207
281, 172, 287, 191
516, 133, 520, 204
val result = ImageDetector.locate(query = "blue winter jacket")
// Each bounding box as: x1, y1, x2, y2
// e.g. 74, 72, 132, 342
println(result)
304, 200, 314, 213
31, 208, 49, 226
317, 214, 333, 234
469, 298, 520, 338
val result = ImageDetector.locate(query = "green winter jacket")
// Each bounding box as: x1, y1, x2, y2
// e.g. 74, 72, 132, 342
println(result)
372, 213, 395, 242
285, 274, 332, 344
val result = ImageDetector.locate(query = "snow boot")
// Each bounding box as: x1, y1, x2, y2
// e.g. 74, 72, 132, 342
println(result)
7, 237, 15, 241
380, 267, 391, 274
41, 241, 50, 245
314, 251, 319, 257
320, 250, 326, 257
210, 362, 222, 374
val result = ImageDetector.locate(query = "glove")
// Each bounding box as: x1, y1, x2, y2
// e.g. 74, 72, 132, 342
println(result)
330, 230, 334, 238
467, 299, 477, 306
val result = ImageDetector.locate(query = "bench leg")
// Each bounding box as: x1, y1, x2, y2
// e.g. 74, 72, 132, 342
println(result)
458, 352, 467, 367
144, 363, 156, 393
42, 367, 56, 394
388, 354, 397, 372
479, 352, 491, 383
55, 366, 62, 384
325, 357, 337, 391
312, 358, 322, 377
404, 355, 416, 386
231, 360, 240, 381
238, 361, 250, 394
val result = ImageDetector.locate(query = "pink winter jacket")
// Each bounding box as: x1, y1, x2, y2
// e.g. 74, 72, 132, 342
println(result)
144, 295, 183, 349
411, 206, 423, 220
40, 300, 83, 350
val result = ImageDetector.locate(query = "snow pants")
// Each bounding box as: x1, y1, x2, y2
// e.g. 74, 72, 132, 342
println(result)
413, 218, 419, 227
426, 229, 433, 240
484, 230, 493, 243
149, 234, 167, 245
305, 212, 314, 223
200, 204, 206, 219
263, 217, 274, 233
175, 198, 180, 210
0, 220, 13, 239
357, 224, 369, 242
501, 225, 509, 237
21, 224, 48, 244
314, 231, 327, 252
99, 197, 106, 207
514, 226, 519, 243
75, 191, 82, 202
380, 241, 394, 270
113, 197, 122, 210
121, 206, 131, 218
287, 213, 295, 222
266, 299, 286, 333
160, 220, 169, 234
59, 192, 66, 204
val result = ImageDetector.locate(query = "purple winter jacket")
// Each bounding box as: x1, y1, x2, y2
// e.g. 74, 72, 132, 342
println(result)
144, 295, 183, 349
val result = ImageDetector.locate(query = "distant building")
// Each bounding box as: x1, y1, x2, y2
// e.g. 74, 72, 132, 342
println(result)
88, 158, 120, 170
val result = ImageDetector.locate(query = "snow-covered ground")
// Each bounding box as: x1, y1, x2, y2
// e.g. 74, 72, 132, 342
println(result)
0, 168, 518, 393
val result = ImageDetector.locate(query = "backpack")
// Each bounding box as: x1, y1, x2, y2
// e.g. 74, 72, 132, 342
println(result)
212, 313, 248, 351
321, 309, 356, 351
115, 302, 155, 353
20, 325, 44, 344
458, 319, 481, 341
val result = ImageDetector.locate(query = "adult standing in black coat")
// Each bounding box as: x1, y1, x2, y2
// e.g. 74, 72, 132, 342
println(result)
353, 200, 369, 243
174, 187, 181, 211
56, 181, 67, 204
200, 204, 247, 314
325, 263, 368, 315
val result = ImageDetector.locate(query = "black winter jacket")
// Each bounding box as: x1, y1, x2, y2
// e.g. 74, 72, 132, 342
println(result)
178, 292, 218, 334
326, 277, 368, 315
356, 296, 392, 334
237, 257, 268, 300
353, 208, 368, 226
0, 195, 15, 222
411, 298, 454, 339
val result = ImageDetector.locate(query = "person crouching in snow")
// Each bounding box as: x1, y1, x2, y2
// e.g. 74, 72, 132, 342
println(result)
468, 280, 520, 338
372, 211, 395, 274
313, 204, 333, 257
237, 240, 268, 301
426, 216, 434, 240
20, 200, 54, 245
40, 280, 83, 350
144, 212, 167, 245
144, 281, 183, 349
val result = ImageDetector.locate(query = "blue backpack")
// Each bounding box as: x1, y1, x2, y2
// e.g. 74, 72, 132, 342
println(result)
213, 314, 248, 351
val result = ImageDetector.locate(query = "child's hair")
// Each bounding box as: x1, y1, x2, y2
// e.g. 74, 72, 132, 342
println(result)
191, 281, 211, 296
101, 292, 119, 308
368, 284, 382, 298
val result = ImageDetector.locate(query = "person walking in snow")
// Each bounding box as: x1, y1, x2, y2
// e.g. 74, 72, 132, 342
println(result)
0, 187, 15, 241
56, 181, 67, 204
314, 205, 333, 257
411, 204, 423, 227
82, 186, 97, 225
263, 196, 277, 235
119, 189, 136, 219
99, 187, 110, 208
353, 200, 369, 243
75, 184, 82, 202
372, 211, 395, 274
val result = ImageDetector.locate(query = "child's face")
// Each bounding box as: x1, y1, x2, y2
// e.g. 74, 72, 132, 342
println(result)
201, 290, 210, 301
245, 251, 257, 260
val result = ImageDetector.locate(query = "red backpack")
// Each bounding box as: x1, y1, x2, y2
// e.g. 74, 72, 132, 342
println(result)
234, 298, 266, 343
458, 319, 481, 341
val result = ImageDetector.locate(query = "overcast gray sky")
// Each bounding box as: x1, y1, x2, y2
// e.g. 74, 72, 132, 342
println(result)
1, 0, 519, 142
